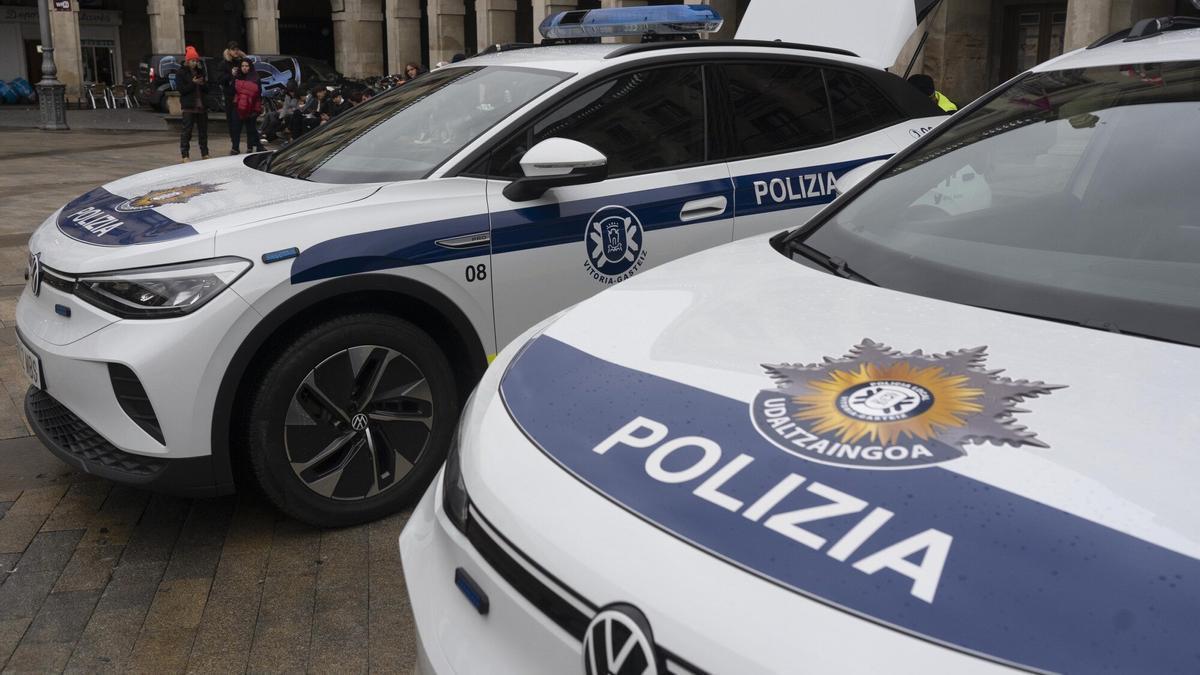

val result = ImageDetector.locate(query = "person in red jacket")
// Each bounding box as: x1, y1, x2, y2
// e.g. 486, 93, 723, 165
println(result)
231, 58, 265, 154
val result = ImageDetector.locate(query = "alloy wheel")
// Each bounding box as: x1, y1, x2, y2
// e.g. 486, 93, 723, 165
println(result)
284, 345, 434, 501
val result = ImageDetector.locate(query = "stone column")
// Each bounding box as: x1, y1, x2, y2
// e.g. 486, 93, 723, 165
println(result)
243, 0, 279, 55
386, 0, 423, 73
531, 0, 577, 42
428, 0, 466, 65
48, 0, 84, 99
477, 0, 517, 51
1064, 0, 1113, 51
147, 0, 185, 53
333, 0, 385, 77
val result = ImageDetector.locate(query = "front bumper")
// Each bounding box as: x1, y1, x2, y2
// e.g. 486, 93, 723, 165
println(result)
400, 475, 582, 675
15, 276, 255, 495
24, 387, 225, 496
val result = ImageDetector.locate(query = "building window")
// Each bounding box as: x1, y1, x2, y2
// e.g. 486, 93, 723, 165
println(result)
1000, 3, 1067, 81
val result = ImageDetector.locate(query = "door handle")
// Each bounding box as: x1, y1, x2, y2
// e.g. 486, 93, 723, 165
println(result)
680, 196, 728, 222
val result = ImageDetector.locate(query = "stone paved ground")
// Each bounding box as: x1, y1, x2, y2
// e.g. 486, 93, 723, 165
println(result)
0, 128, 418, 673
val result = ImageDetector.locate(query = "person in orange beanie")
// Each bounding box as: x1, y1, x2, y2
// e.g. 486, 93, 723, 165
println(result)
178, 45, 210, 161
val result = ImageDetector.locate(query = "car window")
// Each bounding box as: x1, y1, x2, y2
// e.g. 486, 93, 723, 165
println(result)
488, 65, 707, 179
298, 59, 339, 83
265, 66, 569, 184
718, 62, 832, 158
825, 68, 904, 138
801, 61, 1200, 347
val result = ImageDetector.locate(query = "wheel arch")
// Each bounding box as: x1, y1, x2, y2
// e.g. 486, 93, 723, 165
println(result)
210, 273, 489, 489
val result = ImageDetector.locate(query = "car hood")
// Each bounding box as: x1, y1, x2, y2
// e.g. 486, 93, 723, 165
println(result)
736, 0, 942, 70
496, 234, 1200, 673
51, 155, 380, 248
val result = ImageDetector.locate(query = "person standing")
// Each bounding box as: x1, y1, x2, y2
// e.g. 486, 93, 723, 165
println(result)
232, 59, 265, 154
907, 74, 958, 114
178, 46, 209, 162
219, 42, 245, 151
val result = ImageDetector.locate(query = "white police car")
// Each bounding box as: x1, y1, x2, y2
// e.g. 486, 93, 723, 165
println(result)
17, 2, 945, 526
400, 15, 1200, 674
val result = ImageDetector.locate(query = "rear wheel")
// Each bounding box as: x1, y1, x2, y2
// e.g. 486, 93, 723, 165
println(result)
245, 313, 457, 527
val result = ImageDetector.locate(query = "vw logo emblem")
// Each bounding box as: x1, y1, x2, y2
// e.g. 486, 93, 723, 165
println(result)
25, 252, 41, 297
351, 413, 369, 431
583, 604, 661, 675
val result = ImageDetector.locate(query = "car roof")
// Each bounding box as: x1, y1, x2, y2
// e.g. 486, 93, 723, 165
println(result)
455, 41, 875, 76
1036, 25, 1200, 71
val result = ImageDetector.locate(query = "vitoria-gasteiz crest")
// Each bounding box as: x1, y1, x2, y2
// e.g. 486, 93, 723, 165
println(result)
751, 340, 1064, 469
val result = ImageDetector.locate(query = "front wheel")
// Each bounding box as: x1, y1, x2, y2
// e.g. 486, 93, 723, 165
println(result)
245, 313, 458, 527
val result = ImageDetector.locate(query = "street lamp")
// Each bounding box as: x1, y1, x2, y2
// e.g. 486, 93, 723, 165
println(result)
37, 0, 70, 130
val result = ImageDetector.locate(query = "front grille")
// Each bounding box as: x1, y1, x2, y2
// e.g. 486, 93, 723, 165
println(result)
465, 505, 706, 674
39, 267, 77, 295
108, 363, 165, 444
27, 388, 166, 478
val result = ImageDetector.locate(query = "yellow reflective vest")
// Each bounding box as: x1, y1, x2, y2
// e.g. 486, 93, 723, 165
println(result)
934, 91, 958, 113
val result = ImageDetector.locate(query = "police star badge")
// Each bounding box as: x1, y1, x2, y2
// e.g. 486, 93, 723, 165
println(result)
750, 339, 1064, 470
116, 182, 222, 212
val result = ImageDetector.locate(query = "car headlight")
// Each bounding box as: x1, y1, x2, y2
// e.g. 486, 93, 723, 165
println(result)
73, 257, 252, 319
443, 386, 483, 534
442, 423, 469, 533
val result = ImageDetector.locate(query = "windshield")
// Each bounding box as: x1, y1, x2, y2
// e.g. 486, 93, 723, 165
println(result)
796, 61, 1200, 347
298, 58, 338, 83
265, 66, 570, 183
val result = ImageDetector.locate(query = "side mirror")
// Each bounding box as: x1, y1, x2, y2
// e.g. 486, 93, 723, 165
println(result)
502, 138, 608, 202
835, 160, 888, 196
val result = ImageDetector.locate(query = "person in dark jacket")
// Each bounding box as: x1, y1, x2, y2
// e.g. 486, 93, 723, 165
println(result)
178, 46, 209, 162
218, 43, 244, 150
231, 59, 265, 154
327, 89, 352, 118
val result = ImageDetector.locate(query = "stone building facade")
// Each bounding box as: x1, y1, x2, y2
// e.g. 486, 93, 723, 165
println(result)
3, 0, 1196, 103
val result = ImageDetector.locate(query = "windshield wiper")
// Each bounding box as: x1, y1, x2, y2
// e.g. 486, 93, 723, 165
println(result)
785, 241, 877, 285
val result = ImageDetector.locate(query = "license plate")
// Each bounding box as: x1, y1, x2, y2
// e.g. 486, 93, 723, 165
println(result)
17, 338, 42, 391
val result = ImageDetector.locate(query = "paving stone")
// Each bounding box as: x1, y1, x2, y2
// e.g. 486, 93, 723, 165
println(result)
183, 555, 264, 675
6, 485, 66, 517
0, 570, 57, 621
14, 529, 82, 573
2, 639, 73, 673
162, 498, 234, 582
39, 482, 111, 532
19, 588, 101, 644
0, 618, 30, 670
52, 544, 122, 593
0, 553, 18, 587
0, 502, 11, 520
368, 512, 418, 671
76, 488, 150, 549
0, 490, 18, 505
310, 580, 370, 675
62, 607, 142, 674
123, 627, 197, 674
141, 577, 211, 632
66, 562, 166, 674
0, 515, 43, 555
246, 572, 316, 674
264, 518, 322, 578
118, 496, 189, 566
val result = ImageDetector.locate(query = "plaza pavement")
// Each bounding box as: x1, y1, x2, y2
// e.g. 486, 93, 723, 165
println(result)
0, 127, 418, 673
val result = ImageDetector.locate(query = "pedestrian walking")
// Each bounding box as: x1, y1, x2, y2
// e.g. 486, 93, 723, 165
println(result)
908, 74, 958, 114
178, 46, 209, 162
220, 42, 245, 150
231, 59, 265, 154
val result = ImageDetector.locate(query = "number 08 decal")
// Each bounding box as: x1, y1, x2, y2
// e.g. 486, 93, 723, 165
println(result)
465, 263, 487, 283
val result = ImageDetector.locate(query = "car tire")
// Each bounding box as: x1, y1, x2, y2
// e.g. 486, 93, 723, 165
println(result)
245, 313, 458, 527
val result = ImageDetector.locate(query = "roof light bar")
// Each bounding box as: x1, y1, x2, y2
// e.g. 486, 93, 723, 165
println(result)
539, 5, 724, 41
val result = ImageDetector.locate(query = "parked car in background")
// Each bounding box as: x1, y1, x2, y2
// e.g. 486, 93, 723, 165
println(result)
245, 54, 370, 98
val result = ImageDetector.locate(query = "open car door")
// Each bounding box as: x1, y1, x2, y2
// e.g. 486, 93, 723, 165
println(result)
736, 0, 943, 70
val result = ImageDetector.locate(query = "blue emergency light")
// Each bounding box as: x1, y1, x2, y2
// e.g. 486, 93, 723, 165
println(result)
539, 5, 723, 41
